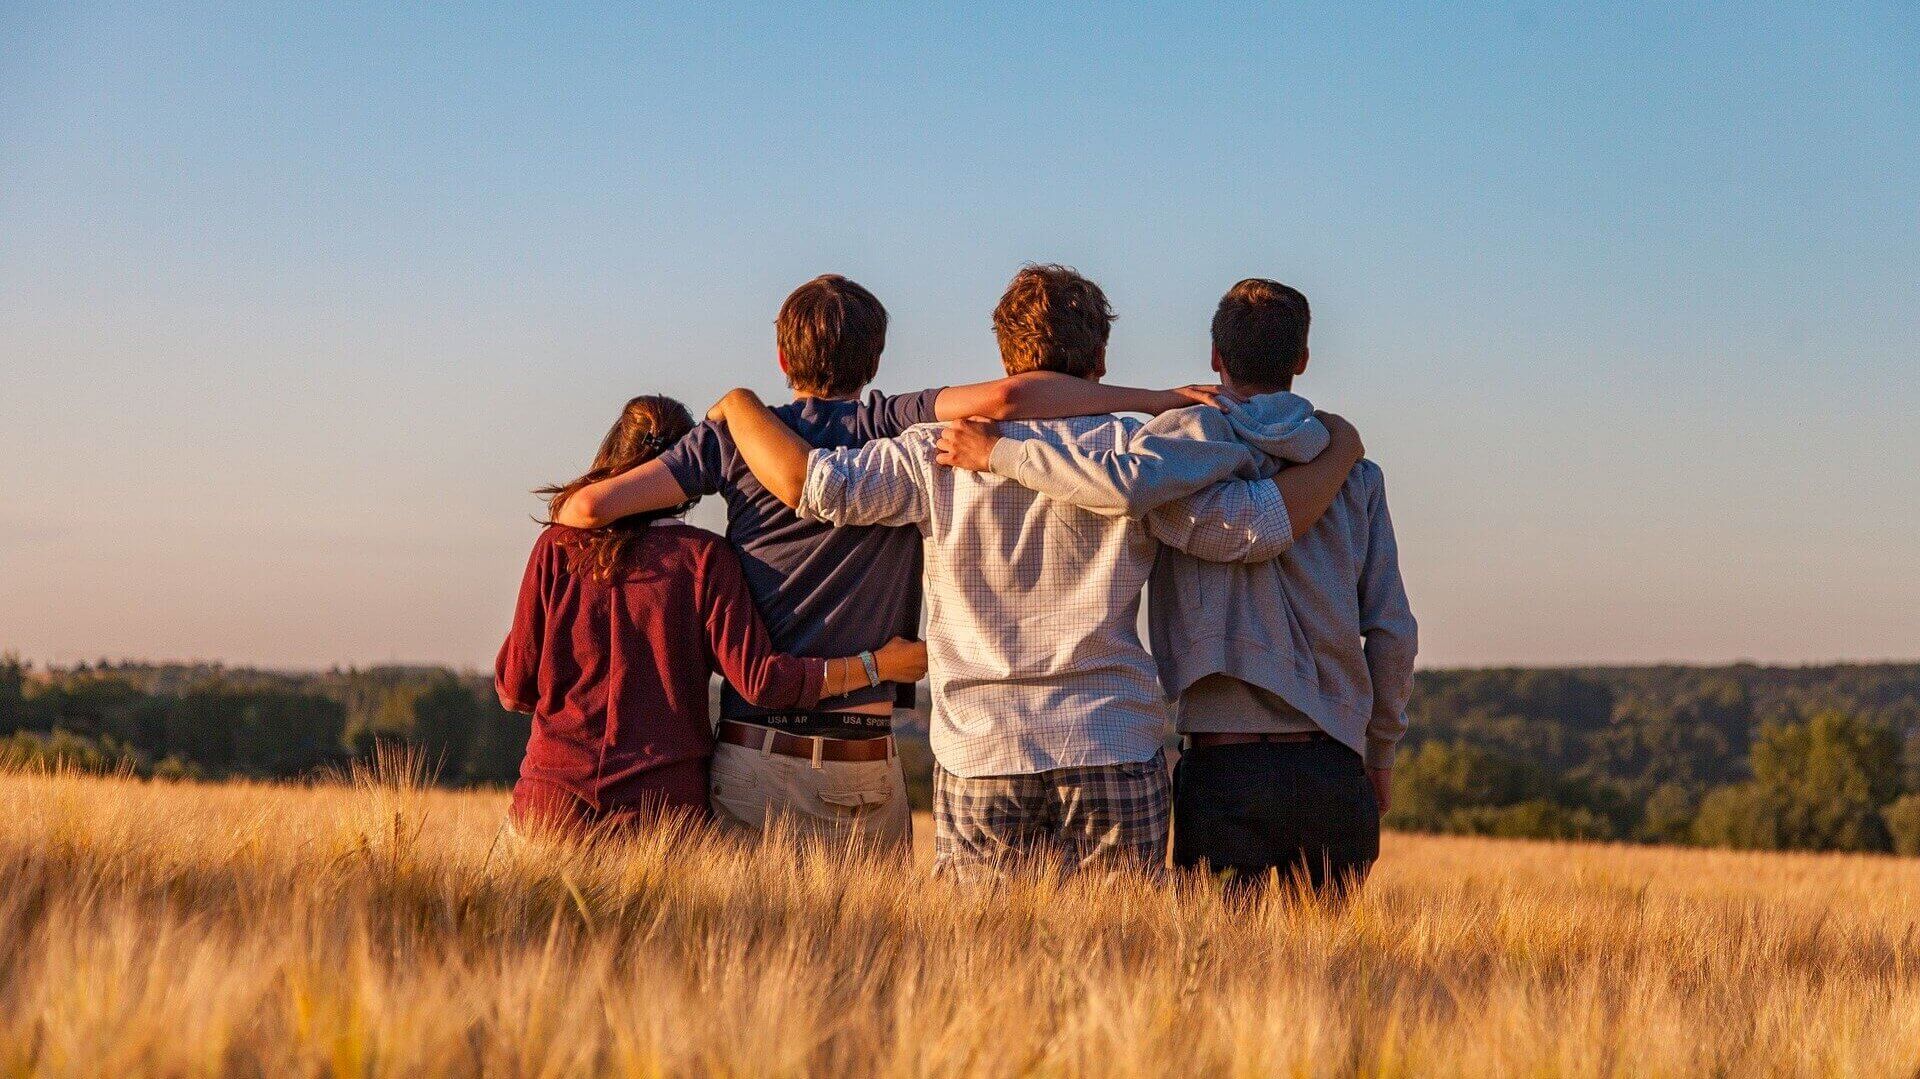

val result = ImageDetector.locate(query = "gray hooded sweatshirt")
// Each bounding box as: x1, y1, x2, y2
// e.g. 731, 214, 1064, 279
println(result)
983, 391, 1418, 768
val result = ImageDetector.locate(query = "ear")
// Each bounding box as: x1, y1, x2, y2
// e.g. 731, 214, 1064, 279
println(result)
1210, 346, 1224, 377
1294, 346, 1310, 379
777, 348, 790, 378
1092, 345, 1108, 382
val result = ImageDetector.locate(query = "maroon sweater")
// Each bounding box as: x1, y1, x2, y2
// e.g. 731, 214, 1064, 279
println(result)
495, 522, 826, 813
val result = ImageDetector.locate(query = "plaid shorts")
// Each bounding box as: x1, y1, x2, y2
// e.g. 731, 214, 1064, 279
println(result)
932, 750, 1171, 881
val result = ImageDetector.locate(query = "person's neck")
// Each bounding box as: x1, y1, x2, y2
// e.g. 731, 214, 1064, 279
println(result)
792, 389, 859, 403
1223, 378, 1288, 399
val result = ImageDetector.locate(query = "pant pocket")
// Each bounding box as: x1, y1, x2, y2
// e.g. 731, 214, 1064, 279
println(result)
818, 787, 891, 814
807, 759, 912, 850
708, 747, 768, 832
809, 758, 898, 819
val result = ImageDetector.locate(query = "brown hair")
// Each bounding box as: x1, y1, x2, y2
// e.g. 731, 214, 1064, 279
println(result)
1211, 278, 1311, 390
991, 264, 1114, 378
776, 274, 888, 397
537, 395, 695, 580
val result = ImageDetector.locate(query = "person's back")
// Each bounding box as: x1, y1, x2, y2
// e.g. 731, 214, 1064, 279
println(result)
828, 414, 1186, 777
499, 521, 822, 824
1144, 396, 1410, 757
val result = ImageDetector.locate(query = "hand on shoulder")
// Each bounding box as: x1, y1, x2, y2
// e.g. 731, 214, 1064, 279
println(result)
935, 418, 1001, 472
1315, 410, 1365, 465
1162, 384, 1242, 413
707, 387, 763, 424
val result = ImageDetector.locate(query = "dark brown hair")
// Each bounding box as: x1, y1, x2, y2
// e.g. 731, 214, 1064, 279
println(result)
776, 274, 888, 397
991, 264, 1114, 378
538, 395, 695, 580
1211, 278, 1311, 390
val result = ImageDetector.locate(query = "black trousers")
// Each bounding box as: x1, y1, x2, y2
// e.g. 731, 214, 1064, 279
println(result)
1172, 737, 1380, 898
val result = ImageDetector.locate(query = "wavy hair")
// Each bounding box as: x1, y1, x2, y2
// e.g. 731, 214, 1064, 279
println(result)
991, 264, 1114, 378
537, 395, 696, 580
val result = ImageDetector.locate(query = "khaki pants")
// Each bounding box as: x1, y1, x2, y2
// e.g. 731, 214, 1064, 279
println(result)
709, 739, 912, 855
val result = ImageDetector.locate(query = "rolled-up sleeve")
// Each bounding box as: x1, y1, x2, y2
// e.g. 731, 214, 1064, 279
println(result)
797, 436, 930, 529
1147, 477, 1294, 564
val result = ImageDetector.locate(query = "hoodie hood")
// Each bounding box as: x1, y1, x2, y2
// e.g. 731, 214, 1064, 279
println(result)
1223, 390, 1328, 463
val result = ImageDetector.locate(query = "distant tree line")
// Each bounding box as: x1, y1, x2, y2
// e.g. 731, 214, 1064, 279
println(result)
1391, 665, 1920, 855
6, 654, 1920, 856
0, 655, 528, 786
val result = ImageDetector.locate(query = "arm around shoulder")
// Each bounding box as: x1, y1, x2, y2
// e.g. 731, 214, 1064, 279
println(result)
795, 430, 933, 529
980, 407, 1255, 519
710, 388, 813, 508
553, 458, 691, 528
934, 371, 1203, 422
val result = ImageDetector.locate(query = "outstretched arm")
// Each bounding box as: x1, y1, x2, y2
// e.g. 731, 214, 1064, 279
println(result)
708, 388, 815, 508
1143, 433, 1356, 563
947, 406, 1273, 517
934, 371, 1226, 422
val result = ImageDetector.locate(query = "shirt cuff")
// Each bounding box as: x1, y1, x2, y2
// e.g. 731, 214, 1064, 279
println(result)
795, 448, 839, 523
1365, 735, 1398, 770
986, 434, 1025, 480
1243, 478, 1295, 561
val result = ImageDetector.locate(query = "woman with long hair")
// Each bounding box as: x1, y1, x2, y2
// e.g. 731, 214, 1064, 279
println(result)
495, 394, 926, 837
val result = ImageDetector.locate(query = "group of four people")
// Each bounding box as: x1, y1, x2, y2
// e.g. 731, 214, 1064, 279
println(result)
496, 265, 1416, 895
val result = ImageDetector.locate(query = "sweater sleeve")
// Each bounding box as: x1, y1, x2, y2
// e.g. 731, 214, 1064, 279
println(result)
494, 534, 551, 714
698, 540, 826, 709
1356, 464, 1418, 769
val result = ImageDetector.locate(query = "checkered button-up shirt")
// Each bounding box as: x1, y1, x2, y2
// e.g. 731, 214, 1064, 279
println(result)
798, 414, 1294, 778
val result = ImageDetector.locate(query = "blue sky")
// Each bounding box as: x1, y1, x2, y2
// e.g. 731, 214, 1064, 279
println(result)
3, 3, 1916, 669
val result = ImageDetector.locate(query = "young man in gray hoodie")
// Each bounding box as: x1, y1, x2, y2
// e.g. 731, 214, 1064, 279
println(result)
936, 278, 1417, 897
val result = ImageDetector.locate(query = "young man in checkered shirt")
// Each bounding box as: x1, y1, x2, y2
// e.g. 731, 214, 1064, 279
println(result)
709, 265, 1363, 880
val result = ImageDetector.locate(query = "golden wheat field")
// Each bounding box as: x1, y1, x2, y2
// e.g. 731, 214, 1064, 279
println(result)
3, 761, 1919, 1078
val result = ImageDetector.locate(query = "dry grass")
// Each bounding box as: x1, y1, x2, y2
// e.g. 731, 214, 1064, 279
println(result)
2, 760, 1918, 1077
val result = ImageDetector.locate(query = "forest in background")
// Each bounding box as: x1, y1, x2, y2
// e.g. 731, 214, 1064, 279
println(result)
5, 655, 1919, 855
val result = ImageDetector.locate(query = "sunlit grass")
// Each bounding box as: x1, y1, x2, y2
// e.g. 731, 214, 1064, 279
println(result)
2, 759, 1917, 1076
